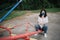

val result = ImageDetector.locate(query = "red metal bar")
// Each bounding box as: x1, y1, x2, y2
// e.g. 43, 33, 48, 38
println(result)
27, 22, 34, 27
0, 22, 42, 40
24, 36, 30, 40
0, 30, 42, 40
25, 22, 30, 32
0, 26, 12, 36
12, 24, 23, 29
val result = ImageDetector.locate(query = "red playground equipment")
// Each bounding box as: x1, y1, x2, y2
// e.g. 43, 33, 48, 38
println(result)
0, 22, 42, 40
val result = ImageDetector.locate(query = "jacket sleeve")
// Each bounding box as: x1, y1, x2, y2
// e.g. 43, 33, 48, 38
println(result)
45, 17, 48, 23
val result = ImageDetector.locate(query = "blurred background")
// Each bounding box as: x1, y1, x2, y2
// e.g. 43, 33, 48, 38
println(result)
0, 0, 60, 21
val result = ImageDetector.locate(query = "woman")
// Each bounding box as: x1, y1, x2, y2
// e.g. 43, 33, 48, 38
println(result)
35, 8, 48, 37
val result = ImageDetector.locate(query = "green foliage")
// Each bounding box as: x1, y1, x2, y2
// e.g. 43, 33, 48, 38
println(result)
1, 0, 60, 10
5, 10, 26, 20
16, 0, 60, 10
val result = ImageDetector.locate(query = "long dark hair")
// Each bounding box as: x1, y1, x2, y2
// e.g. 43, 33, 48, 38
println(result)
39, 8, 47, 17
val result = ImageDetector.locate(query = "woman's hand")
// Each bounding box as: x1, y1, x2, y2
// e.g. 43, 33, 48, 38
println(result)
39, 22, 44, 25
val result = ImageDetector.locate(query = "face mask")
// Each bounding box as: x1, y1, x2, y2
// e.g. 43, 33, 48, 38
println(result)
42, 13, 45, 16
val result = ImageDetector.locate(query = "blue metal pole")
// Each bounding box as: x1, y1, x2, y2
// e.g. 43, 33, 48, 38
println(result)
0, 0, 22, 23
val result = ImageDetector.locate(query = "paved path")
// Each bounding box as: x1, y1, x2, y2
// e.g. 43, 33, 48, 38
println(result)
0, 12, 60, 40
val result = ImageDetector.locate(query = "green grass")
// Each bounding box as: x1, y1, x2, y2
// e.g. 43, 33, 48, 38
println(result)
0, 8, 60, 21
5, 10, 26, 20
31, 10, 40, 13
46, 8, 60, 12
31, 8, 60, 13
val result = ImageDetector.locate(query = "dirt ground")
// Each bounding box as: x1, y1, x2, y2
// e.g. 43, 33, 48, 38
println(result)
0, 12, 60, 40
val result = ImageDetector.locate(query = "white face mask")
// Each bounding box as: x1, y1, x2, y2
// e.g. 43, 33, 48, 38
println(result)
42, 11, 45, 13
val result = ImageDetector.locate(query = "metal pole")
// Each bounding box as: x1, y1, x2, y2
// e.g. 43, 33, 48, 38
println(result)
0, 0, 22, 23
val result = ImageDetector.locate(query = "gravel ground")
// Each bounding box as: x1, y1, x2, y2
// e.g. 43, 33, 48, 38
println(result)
0, 12, 60, 40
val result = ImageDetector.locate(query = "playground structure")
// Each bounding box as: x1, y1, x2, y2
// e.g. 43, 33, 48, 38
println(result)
0, 22, 42, 40
0, 0, 42, 40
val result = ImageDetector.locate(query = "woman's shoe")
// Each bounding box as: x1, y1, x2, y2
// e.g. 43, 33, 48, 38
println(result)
44, 33, 47, 38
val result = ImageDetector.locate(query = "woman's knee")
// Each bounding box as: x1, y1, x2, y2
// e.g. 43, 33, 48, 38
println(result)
43, 25, 48, 30
35, 25, 38, 29
44, 24, 48, 28
35, 24, 40, 30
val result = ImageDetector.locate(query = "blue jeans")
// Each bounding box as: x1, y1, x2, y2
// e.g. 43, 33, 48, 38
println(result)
35, 24, 48, 33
